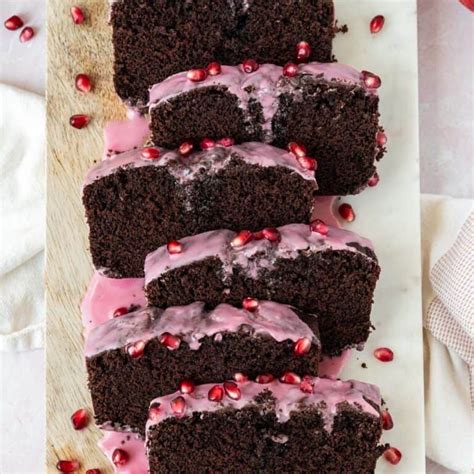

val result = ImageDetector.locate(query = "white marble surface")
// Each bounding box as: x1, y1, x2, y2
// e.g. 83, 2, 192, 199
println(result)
0, 0, 472, 473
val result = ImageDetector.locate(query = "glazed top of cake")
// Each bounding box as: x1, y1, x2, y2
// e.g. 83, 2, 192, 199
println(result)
85, 301, 318, 358
145, 223, 375, 285
82, 142, 316, 189
146, 377, 381, 432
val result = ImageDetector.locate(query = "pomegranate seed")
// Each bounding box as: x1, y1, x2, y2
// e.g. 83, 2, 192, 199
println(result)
361, 70, 382, 89
287, 141, 307, 158
167, 240, 183, 254
179, 380, 195, 394
233, 372, 248, 383
113, 306, 128, 318
283, 62, 299, 77
217, 137, 235, 147
75, 73, 92, 93
70, 408, 89, 430
262, 227, 281, 242
224, 381, 241, 400
459, 0, 474, 11
126, 340, 146, 359
368, 172, 380, 187
56, 460, 80, 473
280, 372, 301, 385
253, 230, 264, 240
200, 137, 216, 150
207, 61, 222, 76
295, 41, 311, 63
310, 219, 329, 236
86, 470, 101, 474
381, 410, 394, 430
297, 156, 317, 171
170, 396, 186, 415
300, 376, 314, 394
294, 337, 311, 356
376, 130, 387, 146
338, 203, 355, 222
70, 6, 85, 25
159, 332, 181, 350
141, 147, 160, 160
69, 114, 90, 129
179, 141, 194, 156
208, 385, 225, 402
230, 230, 253, 247
4, 15, 23, 31
242, 59, 259, 73
148, 403, 161, 422
242, 297, 259, 312
370, 15, 385, 34
187, 68, 207, 82
19, 26, 34, 42
384, 447, 402, 465
112, 448, 129, 467
374, 347, 394, 362
255, 374, 274, 384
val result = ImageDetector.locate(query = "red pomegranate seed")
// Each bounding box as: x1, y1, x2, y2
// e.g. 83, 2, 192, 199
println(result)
126, 340, 146, 359
253, 230, 264, 240
179, 141, 194, 156
361, 70, 382, 89
255, 374, 274, 384
294, 337, 311, 356
141, 147, 160, 160
370, 15, 385, 34
374, 347, 394, 362
71, 408, 89, 430
381, 410, 394, 430
297, 156, 317, 171
69, 114, 90, 129
283, 62, 299, 77
56, 460, 80, 473
148, 403, 161, 422
217, 137, 235, 147
300, 376, 314, 393
384, 447, 402, 465
242, 59, 259, 73
310, 219, 329, 236
287, 141, 307, 158
170, 396, 186, 415
200, 137, 216, 150
19, 26, 34, 42
113, 306, 128, 318
86, 470, 101, 474
368, 172, 380, 187
242, 297, 259, 312
71, 6, 85, 25
262, 227, 281, 242
112, 448, 129, 467
280, 372, 301, 385
207, 61, 222, 76
231, 230, 253, 247
295, 41, 311, 63
4, 15, 23, 31
208, 385, 224, 402
187, 68, 207, 82
376, 130, 387, 146
338, 203, 355, 222
75, 73, 92, 93
179, 380, 195, 394
460, 0, 474, 11
159, 332, 181, 350
233, 372, 248, 383
224, 381, 241, 400
167, 240, 183, 254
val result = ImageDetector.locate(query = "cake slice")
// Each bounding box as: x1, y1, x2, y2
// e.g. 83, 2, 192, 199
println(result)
82, 142, 317, 278
85, 301, 321, 434
149, 62, 385, 195
145, 223, 380, 356
111, 0, 336, 106
146, 377, 386, 473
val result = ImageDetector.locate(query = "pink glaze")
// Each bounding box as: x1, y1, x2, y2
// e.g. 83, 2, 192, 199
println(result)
146, 377, 381, 433
145, 223, 375, 285
312, 196, 339, 227
85, 301, 318, 357
319, 349, 353, 379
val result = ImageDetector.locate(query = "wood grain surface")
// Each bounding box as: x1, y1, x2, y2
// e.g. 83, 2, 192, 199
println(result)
46, 1, 124, 471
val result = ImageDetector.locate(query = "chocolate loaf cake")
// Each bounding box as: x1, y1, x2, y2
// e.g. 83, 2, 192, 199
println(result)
149, 62, 385, 195
86, 301, 321, 434
146, 377, 386, 473
111, 0, 336, 106
145, 223, 380, 356
82, 142, 317, 277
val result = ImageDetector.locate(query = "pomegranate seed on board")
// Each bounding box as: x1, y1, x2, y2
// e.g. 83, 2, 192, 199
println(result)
207, 61, 222, 76
113, 306, 128, 318
178, 141, 194, 156
75, 73, 92, 93
233, 373, 248, 383
295, 41, 311, 63
19, 26, 34, 42
384, 447, 402, 465
126, 340, 146, 359
56, 460, 80, 473
230, 230, 253, 247
374, 347, 394, 362
459, 0, 474, 11
179, 380, 195, 394
187, 68, 207, 82
361, 70, 382, 89
368, 172, 380, 187
242, 297, 259, 312
300, 376, 314, 393
112, 448, 129, 467
280, 372, 301, 385
376, 130, 387, 146
141, 147, 160, 160
255, 374, 274, 384
170, 396, 186, 415
310, 219, 329, 236
338, 203, 355, 222
287, 141, 307, 158
381, 410, 394, 430
283, 62, 299, 77
69, 114, 90, 129
370, 15, 385, 34
262, 227, 281, 242
224, 381, 241, 400
297, 156, 317, 171
70, 408, 89, 430
242, 59, 259, 73
294, 337, 311, 356
4, 15, 23, 31
148, 403, 161, 422
217, 137, 235, 147
70, 6, 85, 25
200, 137, 216, 150
167, 240, 183, 254
86, 470, 101, 474
208, 385, 224, 402
159, 332, 181, 350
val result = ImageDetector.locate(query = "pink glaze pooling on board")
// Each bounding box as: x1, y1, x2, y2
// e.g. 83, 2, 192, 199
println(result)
319, 349, 353, 378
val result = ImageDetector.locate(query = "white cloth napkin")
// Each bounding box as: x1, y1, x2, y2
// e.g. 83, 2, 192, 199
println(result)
0, 84, 45, 351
